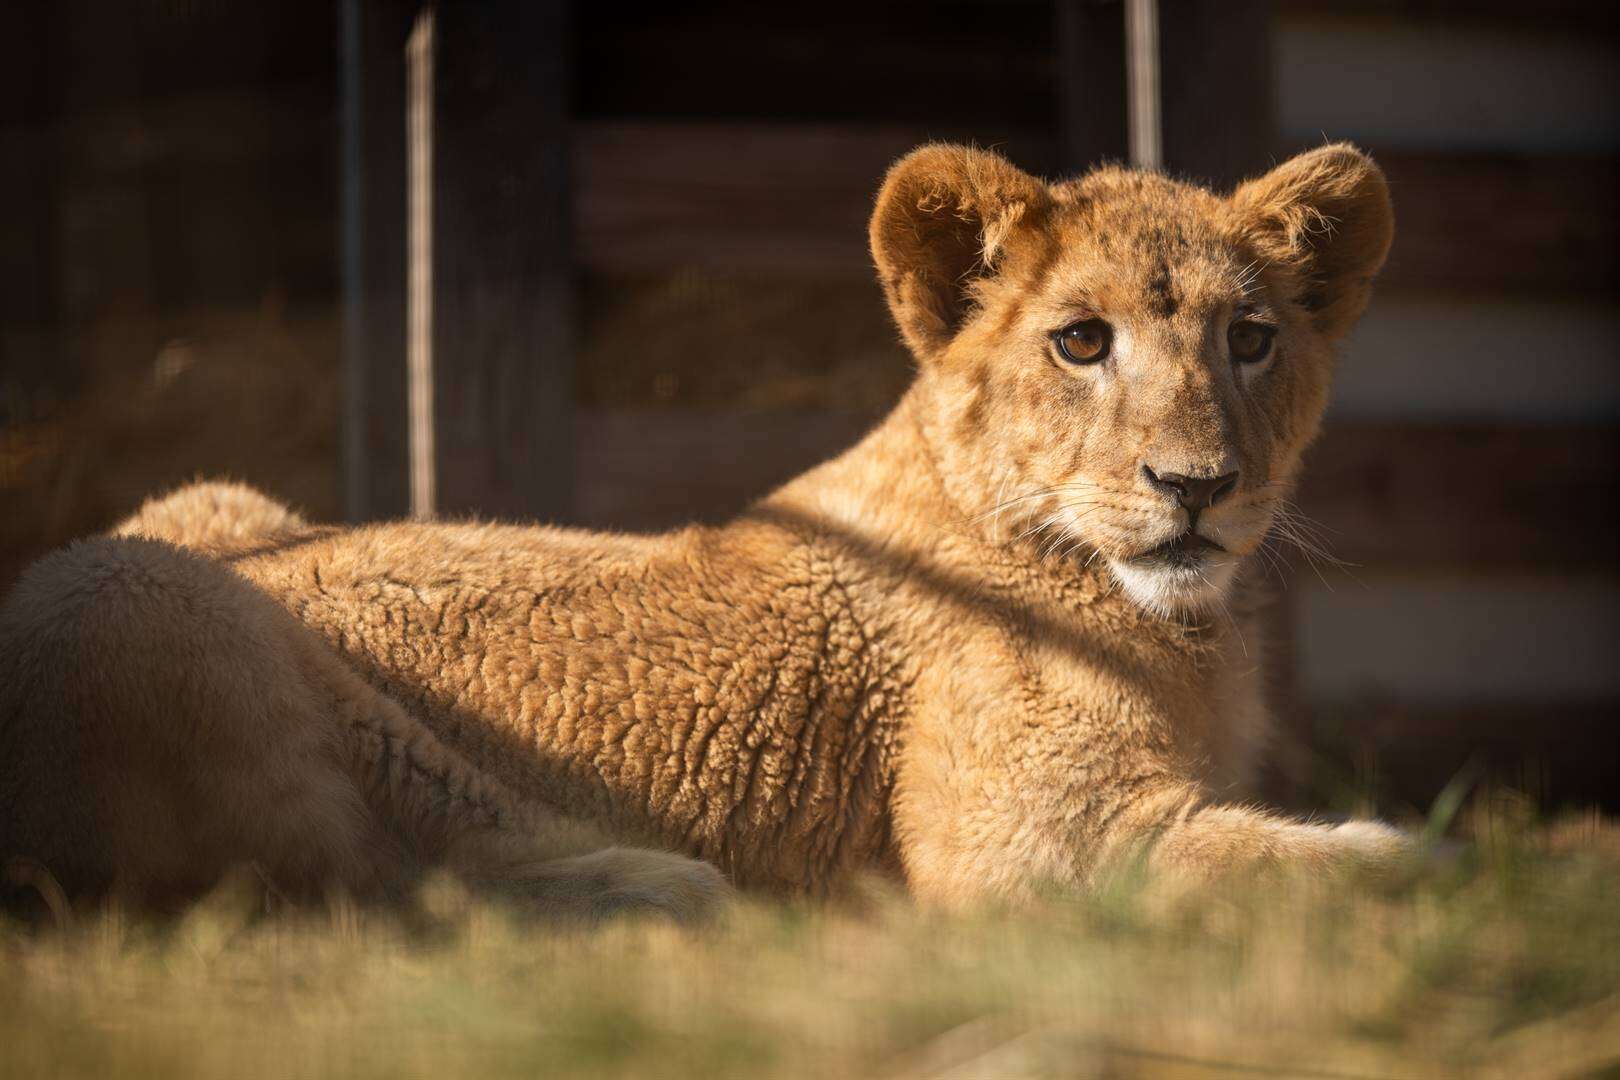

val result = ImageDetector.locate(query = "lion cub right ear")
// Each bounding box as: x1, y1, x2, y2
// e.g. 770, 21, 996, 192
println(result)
1232, 143, 1395, 341
869, 144, 1050, 359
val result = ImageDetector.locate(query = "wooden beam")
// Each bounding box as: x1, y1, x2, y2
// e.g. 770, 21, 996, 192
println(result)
1054, 0, 1129, 175
1371, 150, 1619, 298
574, 5, 1059, 132
341, 0, 411, 522
405, 6, 435, 520
0, 2, 61, 404
1157, 0, 1274, 190
573, 123, 1616, 297
577, 125, 910, 277
1298, 422, 1620, 573
1305, 701, 1620, 815
1278, 0, 1619, 35
572, 408, 1620, 575
1123, 0, 1163, 170
429, 0, 574, 523
573, 409, 878, 532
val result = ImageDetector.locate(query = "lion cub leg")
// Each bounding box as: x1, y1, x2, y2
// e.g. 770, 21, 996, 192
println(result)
307, 635, 732, 922
432, 834, 733, 924
0, 537, 381, 908
1118, 788, 1414, 885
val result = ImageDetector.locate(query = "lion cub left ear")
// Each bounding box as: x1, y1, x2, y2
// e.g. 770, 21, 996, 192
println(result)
1232, 143, 1394, 340
870, 144, 1050, 359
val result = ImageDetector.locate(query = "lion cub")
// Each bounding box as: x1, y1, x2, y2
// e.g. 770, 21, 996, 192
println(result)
1, 143, 1403, 917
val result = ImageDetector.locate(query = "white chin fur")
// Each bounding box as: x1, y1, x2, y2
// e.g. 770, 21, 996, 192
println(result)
1107, 553, 1238, 617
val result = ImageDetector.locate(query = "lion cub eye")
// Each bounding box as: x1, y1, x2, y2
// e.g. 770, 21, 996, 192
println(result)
1228, 320, 1276, 363
1052, 319, 1112, 365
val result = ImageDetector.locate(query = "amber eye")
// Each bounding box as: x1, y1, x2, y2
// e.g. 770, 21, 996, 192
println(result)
1228, 320, 1276, 363
1053, 319, 1112, 365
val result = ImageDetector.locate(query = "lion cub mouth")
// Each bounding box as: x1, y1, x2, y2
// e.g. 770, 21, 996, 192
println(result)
1133, 529, 1224, 568
1110, 528, 1238, 615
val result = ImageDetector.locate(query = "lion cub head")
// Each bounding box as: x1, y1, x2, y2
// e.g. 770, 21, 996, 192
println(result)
870, 143, 1393, 616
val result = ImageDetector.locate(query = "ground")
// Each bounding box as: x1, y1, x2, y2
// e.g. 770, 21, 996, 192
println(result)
4, 807, 1617, 1079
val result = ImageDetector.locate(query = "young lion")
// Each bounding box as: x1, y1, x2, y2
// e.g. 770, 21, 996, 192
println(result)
0, 143, 1403, 918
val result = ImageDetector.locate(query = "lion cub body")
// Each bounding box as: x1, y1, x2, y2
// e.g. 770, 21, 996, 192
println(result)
1, 144, 1404, 915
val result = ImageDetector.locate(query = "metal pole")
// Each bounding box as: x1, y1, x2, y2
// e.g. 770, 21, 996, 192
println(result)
406, 7, 436, 520
1125, 0, 1162, 170
339, 0, 366, 522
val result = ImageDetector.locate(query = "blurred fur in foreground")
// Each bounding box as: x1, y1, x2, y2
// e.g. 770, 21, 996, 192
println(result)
3, 810, 1617, 1079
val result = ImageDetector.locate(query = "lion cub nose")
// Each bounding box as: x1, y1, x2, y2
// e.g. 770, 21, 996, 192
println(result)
1142, 465, 1240, 511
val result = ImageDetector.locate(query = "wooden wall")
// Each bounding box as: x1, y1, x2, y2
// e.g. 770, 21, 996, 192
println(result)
1, 0, 1614, 813
554, 1, 1620, 812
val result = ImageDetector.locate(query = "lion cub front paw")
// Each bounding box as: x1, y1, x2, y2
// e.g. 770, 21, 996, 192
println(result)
1329, 819, 1417, 875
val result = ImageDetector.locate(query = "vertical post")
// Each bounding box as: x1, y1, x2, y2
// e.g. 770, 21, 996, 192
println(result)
428, 0, 575, 522
1124, 0, 1161, 170
1260, 561, 1311, 808
1156, 0, 1274, 189
340, 0, 411, 522
339, 0, 366, 521
405, 7, 436, 519
1055, 0, 1129, 177
0, 1, 60, 421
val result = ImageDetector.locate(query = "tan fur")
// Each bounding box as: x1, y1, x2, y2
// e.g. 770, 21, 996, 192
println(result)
0, 145, 1405, 916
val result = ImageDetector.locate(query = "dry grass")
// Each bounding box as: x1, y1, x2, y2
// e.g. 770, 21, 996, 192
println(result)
4, 812, 1618, 1080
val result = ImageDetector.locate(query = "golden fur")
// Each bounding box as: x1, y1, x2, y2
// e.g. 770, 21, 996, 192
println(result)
0, 144, 1403, 918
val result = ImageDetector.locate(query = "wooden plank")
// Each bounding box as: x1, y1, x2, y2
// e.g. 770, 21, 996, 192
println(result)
573, 409, 879, 532
1299, 422, 1620, 573
44, 0, 152, 369
576, 124, 1056, 277
1307, 701, 1620, 814
1278, 0, 1619, 35
576, 125, 907, 277
574, 4, 1058, 129
1157, 0, 1274, 189
1054, 0, 1128, 175
0, 2, 60, 401
429, 0, 574, 523
1372, 151, 1619, 298
406, 7, 434, 520
572, 408, 1619, 575
573, 123, 1616, 297
341, 0, 411, 522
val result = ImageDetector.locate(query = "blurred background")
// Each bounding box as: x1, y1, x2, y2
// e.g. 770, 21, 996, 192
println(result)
0, 0, 1615, 815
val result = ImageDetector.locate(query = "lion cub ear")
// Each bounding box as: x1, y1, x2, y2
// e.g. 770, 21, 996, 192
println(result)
869, 144, 1050, 358
1232, 143, 1394, 340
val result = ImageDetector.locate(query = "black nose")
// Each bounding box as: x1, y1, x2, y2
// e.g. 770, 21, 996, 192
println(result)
1143, 465, 1240, 511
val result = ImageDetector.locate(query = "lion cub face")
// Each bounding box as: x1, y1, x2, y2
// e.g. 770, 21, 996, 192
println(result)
871, 144, 1393, 615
